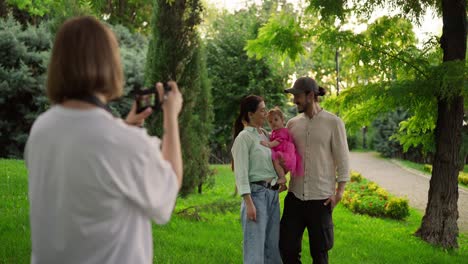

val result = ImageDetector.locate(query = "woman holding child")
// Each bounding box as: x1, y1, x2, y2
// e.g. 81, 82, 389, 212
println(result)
231, 95, 283, 263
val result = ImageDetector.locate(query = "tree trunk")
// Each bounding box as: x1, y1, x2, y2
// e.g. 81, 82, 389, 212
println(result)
362, 126, 367, 149
415, 0, 466, 249
118, 0, 126, 24
0, 0, 7, 18
12, 6, 32, 26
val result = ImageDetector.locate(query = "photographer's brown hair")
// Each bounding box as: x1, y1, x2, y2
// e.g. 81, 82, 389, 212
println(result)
47, 16, 123, 104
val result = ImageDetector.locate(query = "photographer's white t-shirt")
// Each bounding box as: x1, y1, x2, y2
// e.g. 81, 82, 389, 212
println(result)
25, 106, 178, 264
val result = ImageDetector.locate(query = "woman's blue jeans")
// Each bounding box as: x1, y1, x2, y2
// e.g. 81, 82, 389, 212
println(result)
241, 183, 282, 264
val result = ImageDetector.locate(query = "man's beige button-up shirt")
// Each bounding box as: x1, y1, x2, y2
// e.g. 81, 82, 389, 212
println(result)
287, 110, 350, 200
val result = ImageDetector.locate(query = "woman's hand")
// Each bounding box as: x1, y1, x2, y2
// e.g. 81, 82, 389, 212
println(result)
125, 102, 152, 127
158, 81, 183, 117
243, 194, 257, 222
246, 202, 257, 222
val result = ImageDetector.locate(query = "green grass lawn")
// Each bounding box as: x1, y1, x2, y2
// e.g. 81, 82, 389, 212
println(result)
394, 159, 429, 174
1, 160, 467, 263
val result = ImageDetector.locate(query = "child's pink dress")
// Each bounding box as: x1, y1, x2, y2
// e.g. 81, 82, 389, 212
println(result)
270, 128, 303, 177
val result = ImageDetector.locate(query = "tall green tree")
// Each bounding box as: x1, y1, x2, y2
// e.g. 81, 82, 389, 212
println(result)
247, 0, 466, 249
415, 0, 466, 248
146, 0, 213, 195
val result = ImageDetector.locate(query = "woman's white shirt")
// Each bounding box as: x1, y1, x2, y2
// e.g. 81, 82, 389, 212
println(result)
25, 106, 178, 264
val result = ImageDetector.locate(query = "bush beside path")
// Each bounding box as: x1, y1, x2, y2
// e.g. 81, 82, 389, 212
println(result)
350, 152, 468, 233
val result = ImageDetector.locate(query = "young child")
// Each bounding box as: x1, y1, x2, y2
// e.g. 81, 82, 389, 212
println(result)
261, 107, 303, 186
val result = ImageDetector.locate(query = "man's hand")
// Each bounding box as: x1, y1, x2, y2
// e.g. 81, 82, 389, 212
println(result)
324, 192, 343, 210
125, 102, 152, 127
278, 184, 288, 193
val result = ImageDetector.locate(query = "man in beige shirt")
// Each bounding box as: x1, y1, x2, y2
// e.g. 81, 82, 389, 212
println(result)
279, 77, 350, 264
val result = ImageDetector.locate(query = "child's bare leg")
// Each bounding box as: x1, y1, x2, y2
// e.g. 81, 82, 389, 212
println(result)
273, 159, 286, 184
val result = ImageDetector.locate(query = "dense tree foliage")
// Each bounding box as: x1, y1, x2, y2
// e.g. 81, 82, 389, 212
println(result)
145, 0, 213, 195
88, 0, 153, 33
371, 109, 430, 163
205, 4, 289, 163
0, 15, 149, 158
0, 16, 50, 157
4, 0, 153, 33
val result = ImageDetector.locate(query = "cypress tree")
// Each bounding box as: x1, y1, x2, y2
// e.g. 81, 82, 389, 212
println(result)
145, 0, 213, 195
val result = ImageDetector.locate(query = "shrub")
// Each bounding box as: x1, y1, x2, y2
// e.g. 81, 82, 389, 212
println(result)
385, 197, 410, 219
459, 172, 468, 186
342, 171, 410, 220
0, 16, 51, 158
375, 187, 389, 199
353, 195, 387, 217
423, 164, 432, 173
367, 182, 378, 192
350, 171, 363, 182
0, 17, 149, 158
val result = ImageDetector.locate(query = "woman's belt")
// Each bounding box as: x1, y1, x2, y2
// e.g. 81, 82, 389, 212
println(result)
251, 181, 279, 190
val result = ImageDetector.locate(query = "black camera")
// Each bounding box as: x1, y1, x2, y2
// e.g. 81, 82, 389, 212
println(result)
135, 83, 172, 114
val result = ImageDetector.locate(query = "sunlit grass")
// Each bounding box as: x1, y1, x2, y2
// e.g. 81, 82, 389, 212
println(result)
1, 161, 466, 263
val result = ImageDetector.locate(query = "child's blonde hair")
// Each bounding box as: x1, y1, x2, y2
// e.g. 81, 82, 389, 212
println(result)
267, 107, 285, 121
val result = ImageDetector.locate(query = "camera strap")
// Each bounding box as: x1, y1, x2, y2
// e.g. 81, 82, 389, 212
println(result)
72, 94, 113, 115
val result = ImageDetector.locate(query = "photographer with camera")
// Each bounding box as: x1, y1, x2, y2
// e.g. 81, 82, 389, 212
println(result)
25, 16, 183, 264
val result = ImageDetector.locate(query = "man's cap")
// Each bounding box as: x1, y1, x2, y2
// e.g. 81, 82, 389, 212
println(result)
284, 77, 322, 95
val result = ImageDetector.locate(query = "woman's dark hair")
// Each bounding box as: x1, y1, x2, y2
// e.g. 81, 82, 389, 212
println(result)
231, 95, 264, 171
232, 95, 264, 141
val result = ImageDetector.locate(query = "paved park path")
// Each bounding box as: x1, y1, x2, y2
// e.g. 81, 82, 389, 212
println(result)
349, 152, 468, 233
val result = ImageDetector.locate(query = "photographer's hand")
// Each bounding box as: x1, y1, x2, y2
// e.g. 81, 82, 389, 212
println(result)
160, 81, 183, 115
125, 102, 152, 127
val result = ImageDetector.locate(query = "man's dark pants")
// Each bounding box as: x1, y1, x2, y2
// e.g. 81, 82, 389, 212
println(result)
279, 192, 334, 264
